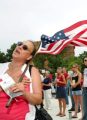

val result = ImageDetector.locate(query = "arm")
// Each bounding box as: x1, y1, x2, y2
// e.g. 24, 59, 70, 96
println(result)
69, 76, 73, 84
23, 67, 42, 105
42, 83, 51, 86
75, 72, 82, 86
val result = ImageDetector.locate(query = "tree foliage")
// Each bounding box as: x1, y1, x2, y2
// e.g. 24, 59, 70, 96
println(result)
5, 43, 16, 62
78, 51, 87, 60
0, 51, 7, 63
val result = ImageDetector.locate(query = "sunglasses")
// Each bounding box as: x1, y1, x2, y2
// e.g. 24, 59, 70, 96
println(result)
72, 67, 76, 68
17, 42, 29, 51
84, 59, 87, 62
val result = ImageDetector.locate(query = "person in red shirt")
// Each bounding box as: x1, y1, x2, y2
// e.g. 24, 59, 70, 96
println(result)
55, 67, 66, 117
62, 67, 68, 80
62, 67, 69, 105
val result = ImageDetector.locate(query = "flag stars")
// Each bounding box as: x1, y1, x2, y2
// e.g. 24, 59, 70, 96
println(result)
48, 38, 50, 40
52, 39, 54, 42
41, 30, 68, 48
45, 36, 48, 39
57, 37, 60, 39
59, 33, 62, 36
44, 40, 47, 43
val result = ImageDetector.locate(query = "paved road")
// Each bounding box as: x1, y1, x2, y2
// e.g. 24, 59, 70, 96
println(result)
46, 97, 82, 120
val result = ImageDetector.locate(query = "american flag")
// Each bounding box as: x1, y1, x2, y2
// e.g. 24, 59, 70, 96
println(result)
37, 20, 87, 55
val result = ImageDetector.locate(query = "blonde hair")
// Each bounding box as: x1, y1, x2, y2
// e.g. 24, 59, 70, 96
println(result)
72, 64, 80, 71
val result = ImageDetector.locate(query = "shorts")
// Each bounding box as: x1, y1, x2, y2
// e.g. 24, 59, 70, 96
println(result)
72, 90, 82, 95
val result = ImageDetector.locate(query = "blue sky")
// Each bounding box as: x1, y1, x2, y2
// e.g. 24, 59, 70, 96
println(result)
0, 0, 87, 56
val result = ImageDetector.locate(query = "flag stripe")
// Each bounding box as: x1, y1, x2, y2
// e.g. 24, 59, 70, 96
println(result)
52, 39, 73, 54
64, 20, 87, 33
71, 38, 87, 46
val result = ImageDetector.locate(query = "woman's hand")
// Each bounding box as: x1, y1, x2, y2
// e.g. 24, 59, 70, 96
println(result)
22, 78, 31, 85
9, 78, 30, 93
71, 84, 77, 88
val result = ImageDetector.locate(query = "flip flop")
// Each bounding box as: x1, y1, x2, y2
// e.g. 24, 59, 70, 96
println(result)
60, 114, 66, 117
56, 113, 62, 116
72, 116, 77, 118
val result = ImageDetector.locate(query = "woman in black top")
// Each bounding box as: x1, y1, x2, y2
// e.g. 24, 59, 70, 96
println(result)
70, 64, 82, 119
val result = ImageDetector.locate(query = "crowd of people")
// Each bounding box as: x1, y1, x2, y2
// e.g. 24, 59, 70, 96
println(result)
41, 59, 87, 120
0, 39, 87, 120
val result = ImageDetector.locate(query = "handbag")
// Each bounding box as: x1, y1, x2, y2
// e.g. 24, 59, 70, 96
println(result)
34, 105, 53, 120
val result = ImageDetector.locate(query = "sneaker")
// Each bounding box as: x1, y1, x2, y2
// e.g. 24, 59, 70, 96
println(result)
68, 108, 75, 111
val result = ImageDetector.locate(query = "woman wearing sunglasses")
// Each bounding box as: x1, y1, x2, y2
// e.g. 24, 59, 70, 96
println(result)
0, 40, 42, 120
71, 64, 82, 119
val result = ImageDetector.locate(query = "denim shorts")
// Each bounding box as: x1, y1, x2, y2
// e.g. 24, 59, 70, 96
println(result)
72, 90, 82, 95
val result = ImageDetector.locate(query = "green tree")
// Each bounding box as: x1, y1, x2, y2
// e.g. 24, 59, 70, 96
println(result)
78, 51, 87, 60
62, 55, 82, 70
34, 53, 65, 74
0, 51, 7, 63
5, 43, 16, 62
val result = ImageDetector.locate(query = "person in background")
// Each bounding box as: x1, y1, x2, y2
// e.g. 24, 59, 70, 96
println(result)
0, 40, 42, 120
68, 70, 76, 111
70, 64, 82, 119
62, 67, 69, 106
81, 57, 87, 120
55, 67, 66, 117
49, 72, 53, 81
42, 71, 52, 110
39, 70, 45, 108
68, 70, 81, 113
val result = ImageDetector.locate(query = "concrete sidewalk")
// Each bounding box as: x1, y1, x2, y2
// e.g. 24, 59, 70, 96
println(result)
46, 97, 82, 120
